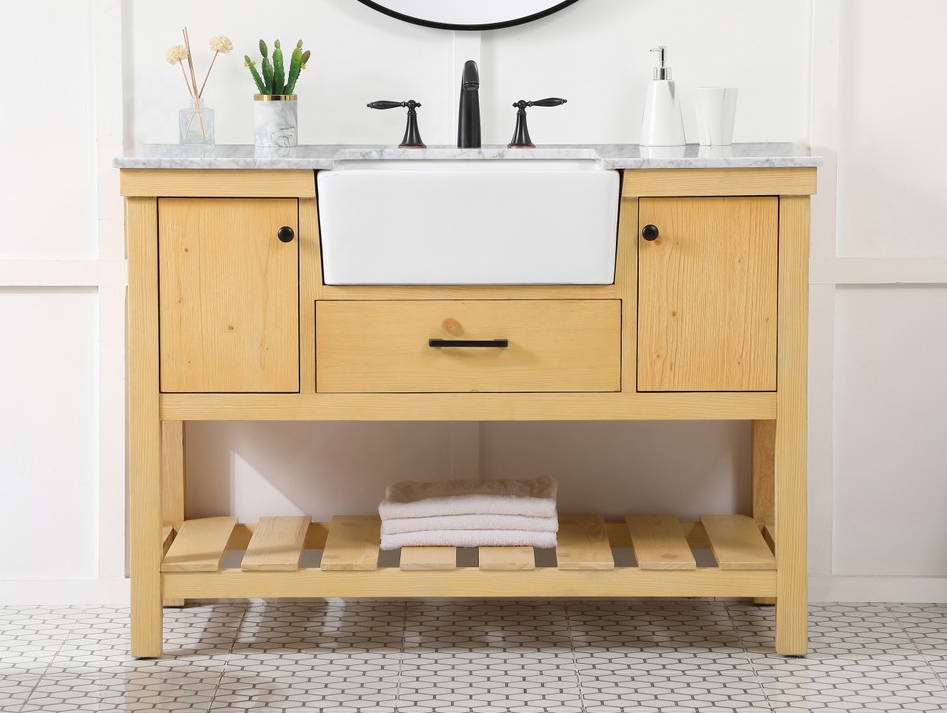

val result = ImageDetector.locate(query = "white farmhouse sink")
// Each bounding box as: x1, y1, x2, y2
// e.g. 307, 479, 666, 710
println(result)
316, 159, 620, 285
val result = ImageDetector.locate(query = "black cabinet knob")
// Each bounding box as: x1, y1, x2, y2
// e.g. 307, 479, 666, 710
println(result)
641, 224, 660, 241
277, 226, 295, 243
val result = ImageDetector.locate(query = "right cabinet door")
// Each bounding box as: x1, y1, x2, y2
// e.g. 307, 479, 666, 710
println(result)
637, 196, 778, 392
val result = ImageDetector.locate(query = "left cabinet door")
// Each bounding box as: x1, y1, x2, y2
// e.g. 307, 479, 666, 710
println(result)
158, 198, 299, 393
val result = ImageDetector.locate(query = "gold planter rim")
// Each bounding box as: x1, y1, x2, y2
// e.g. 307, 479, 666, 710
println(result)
254, 94, 298, 101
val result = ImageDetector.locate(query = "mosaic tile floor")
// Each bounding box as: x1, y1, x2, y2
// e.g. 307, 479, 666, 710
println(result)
2, 599, 947, 712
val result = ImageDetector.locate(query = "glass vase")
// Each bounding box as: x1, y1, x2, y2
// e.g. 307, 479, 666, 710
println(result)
179, 98, 215, 146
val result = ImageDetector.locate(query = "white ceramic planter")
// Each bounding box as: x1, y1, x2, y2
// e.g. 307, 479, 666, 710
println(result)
253, 94, 298, 147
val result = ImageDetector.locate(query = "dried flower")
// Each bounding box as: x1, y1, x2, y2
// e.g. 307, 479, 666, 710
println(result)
167, 28, 230, 140
209, 35, 233, 53
166, 45, 188, 64
166, 28, 231, 101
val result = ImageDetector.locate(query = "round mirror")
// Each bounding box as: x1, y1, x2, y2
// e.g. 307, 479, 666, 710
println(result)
357, 0, 581, 31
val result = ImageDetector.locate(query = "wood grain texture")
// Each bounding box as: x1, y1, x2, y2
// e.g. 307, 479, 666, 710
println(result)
163, 567, 777, 599
315, 300, 621, 393
158, 198, 299, 393
318, 284, 619, 301
241, 516, 311, 572
162, 517, 237, 572
621, 168, 817, 198
753, 420, 776, 529
774, 195, 810, 655
556, 515, 615, 570
121, 169, 315, 198
321, 516, 380, 571
127, 197, 164, 657
637, 196, 778, 392
160, 421, 186, 606
617, 197, 639, 393
299, 198, 318, 394
701, 515, 776, 571
160, 421, 186, 530
479, 547, 536, 570
400, 547, 458, 571
160, 391, 777, 421
625, 515, 697, 570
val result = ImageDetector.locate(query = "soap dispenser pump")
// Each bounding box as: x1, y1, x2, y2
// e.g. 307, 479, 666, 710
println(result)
639, 46, 686, 147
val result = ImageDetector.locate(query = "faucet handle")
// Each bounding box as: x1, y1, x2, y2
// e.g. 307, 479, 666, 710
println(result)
508, 98, 567, 148
368, 99, 410, 109
367, 99, 426, 149
515, 98, 567, 108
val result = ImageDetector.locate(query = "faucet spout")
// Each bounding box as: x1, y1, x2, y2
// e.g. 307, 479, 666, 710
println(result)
457, 60, 481, 148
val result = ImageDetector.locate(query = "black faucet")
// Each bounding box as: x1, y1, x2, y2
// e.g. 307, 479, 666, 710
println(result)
457, 60, 481, 148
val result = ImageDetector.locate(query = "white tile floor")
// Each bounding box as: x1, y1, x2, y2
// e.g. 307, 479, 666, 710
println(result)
2, 599, 947, 712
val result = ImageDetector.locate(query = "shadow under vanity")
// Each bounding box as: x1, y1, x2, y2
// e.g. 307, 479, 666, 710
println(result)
117, 143, 818, 658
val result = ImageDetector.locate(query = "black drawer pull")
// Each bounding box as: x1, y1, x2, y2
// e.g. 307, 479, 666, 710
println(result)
429, 339, 509, 348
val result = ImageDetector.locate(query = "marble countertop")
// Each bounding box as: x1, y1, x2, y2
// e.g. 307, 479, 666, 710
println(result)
114, 142, 822, 170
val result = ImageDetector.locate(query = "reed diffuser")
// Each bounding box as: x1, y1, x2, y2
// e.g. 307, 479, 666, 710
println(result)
167, 28, 232, 145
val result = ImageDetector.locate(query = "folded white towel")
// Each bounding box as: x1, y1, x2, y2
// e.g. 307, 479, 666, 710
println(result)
380, 529, 557, 551
379, 477, 558, 520
381, 513, 558, 537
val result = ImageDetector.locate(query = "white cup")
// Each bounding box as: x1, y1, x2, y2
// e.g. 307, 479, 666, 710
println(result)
695, 87, 738, 146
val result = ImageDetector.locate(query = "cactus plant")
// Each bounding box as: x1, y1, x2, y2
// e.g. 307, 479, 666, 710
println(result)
245, 39, 310, 95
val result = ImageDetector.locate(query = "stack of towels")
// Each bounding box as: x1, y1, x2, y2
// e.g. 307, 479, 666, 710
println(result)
378, 476, 558, 550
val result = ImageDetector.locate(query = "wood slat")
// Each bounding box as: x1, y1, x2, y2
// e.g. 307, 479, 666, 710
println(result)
400, 547, 458, 571
164, 567, 778, 600
321, 516, 380, 571
162, 517, 237, 572
479, 546, 535, 570
701, 515, 776, 570
557, 515, 614, 570
242, 516, 311, 572
625, 515, 697, 570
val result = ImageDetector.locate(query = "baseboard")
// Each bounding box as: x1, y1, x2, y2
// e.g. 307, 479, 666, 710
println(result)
810, 573, 947, 603
0, 578, 130, 606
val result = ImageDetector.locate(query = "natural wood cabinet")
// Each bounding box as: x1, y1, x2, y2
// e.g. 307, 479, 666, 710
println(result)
315, 299, 621, 393
158, 198, 299, 393
122, 164, 815, 660
637, 196, 778, 392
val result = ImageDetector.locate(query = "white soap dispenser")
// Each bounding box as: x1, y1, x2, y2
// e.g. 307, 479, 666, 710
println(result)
639, 46, 686, 147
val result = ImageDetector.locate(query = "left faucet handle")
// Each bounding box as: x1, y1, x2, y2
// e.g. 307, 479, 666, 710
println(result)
367, 99, 426, 149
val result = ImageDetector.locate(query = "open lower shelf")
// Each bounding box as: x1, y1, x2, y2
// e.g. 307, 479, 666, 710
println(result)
160, 513, 777, 600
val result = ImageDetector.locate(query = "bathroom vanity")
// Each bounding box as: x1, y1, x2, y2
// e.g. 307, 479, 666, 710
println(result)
118, 143, 818, 658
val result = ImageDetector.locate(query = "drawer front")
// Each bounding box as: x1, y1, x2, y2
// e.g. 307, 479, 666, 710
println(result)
316, 300, 621, 393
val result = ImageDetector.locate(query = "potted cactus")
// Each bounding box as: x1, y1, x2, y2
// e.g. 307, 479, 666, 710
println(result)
245, 39, 310, 147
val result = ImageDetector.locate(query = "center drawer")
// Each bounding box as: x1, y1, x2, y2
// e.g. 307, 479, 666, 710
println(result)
315, 300, 621, 393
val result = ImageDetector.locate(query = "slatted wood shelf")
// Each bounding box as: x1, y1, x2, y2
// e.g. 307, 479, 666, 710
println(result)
160, 513, 775, 599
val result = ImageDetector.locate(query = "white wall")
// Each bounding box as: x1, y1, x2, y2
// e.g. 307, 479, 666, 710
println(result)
2, 0, 945, 603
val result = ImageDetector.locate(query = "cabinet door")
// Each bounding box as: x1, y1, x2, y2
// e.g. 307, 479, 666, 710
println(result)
158, 198, 299, 393
637, 196, 778, 392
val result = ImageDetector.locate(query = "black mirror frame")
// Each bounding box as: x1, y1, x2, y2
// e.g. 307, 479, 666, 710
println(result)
356, 0, 581, 31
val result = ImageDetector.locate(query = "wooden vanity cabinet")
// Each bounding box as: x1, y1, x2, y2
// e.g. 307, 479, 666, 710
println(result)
637, 196, 779, 392
158, 197, 300, 393
122, 165, 815, 660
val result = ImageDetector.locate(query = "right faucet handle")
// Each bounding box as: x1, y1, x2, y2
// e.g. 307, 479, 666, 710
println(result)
509, 98, 567, 148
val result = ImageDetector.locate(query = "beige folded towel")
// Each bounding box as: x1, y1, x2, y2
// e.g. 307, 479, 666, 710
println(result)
378, 477, 557, 520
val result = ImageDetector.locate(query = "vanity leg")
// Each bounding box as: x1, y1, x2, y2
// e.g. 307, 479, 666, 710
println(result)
161, 421, 186, 607
774, 194, 809, 656
752, 420, 776, 605
128, 197, 164, 658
